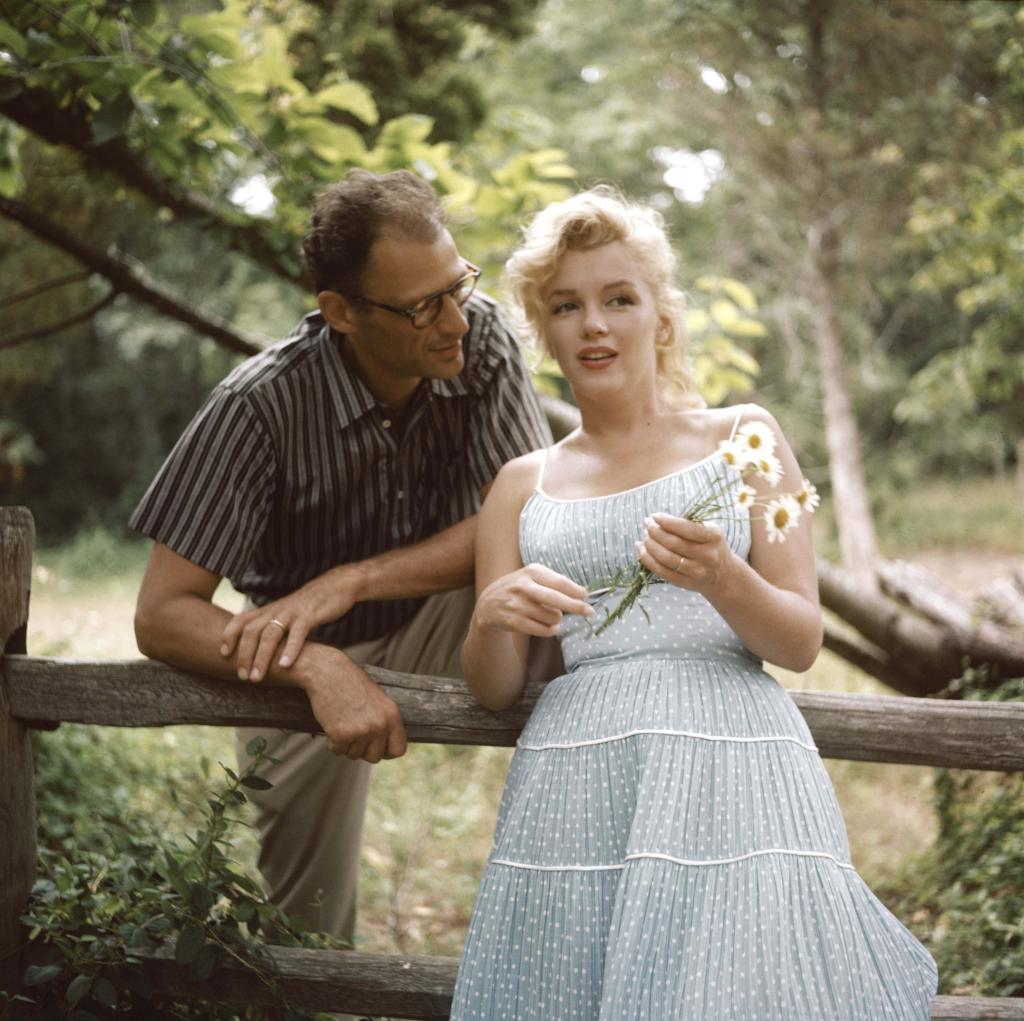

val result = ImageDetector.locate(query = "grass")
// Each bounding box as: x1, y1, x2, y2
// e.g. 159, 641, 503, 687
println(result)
20, 472, 1022, 967
813, 476, 1024, 561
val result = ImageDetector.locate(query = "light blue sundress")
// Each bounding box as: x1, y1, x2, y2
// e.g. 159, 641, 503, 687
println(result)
451, 430, 939, 1020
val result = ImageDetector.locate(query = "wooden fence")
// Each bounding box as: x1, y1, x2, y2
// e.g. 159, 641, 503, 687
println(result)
2, 505, 1024, 1020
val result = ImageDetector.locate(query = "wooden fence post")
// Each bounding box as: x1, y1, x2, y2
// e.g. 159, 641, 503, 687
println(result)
1, 507, 36, 996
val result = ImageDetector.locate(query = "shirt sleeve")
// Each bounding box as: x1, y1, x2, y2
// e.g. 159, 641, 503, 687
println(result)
465, 303, 554, 492
128, 385, 278, 582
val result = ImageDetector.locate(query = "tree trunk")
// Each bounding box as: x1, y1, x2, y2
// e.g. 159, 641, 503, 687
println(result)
808, 226, 880, 590
1017, 436, 1024, 509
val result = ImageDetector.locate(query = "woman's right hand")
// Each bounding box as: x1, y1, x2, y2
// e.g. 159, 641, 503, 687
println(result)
473, 563, 595, 637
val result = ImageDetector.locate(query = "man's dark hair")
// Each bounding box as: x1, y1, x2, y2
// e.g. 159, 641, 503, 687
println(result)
302, 169, 446, 296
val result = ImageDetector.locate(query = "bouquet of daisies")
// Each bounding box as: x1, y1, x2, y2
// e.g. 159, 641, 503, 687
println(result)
586, 421, 819, 636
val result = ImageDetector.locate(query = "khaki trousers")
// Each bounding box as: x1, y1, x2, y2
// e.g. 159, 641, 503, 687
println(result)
234, 585, 475, 946
235, 587, 562, 942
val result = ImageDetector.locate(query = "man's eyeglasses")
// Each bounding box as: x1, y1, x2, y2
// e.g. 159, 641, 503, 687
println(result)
352, 263, 481, 329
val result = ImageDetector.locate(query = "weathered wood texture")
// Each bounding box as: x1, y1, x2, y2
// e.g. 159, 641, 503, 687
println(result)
0, 507, 36, 995
60, 944, 1024, 1020
119, 946, 457, 1018
6, 655, 1024, 771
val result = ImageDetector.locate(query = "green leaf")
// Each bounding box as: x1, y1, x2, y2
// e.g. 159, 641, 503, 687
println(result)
131, 0, 160, 28
245, 735, 267, 758
377, 114, 434, 149
66, 973, 91, 1008
313, 81, 378, 125
240, 775, 273, 791
233, 900, 256, 922
24, 963, 62, 986
718, 278, 757, 313
0, 23, 28, 59
188, 942, 222, 982
93, 977, 116, 1008
189, 882, 215, 914
90, 94, 135, 147
174, 925, 205, 965
726, 318, 768, 338
293, 118, 367, 164
710, 299, 740, 328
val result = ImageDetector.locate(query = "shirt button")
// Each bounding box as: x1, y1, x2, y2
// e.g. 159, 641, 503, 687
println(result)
397, 490, 405, 499
382, 419, 392, 428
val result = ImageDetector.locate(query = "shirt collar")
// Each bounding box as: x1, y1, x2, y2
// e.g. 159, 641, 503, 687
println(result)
318, 319, 378, 428
318, 313, 474, 426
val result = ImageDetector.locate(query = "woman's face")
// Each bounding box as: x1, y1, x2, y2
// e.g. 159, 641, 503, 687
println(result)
539, 241, 664, 400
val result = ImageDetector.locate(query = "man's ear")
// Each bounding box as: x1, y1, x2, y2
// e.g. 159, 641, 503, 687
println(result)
318, 291, 361, 334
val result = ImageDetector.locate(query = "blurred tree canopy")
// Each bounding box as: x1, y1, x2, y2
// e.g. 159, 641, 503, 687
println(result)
480, 0, 1024, 577
0, 0, 572, 536
1, 0, 1022, 543
486, 0, 1024, 495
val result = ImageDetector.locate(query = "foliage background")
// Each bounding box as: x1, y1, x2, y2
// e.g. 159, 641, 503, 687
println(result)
2, 0, 1023, 1013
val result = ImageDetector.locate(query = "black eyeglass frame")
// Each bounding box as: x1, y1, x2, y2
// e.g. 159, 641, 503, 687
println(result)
351, 262, 481, 329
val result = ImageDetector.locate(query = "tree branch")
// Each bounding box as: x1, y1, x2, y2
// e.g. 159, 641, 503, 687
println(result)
818, 556, 1024, 694
0, 195, 264, 357
820, 619, 920, 696
0, 289, 118, 350
0, 270, 92, 309
0, 84, 303, 287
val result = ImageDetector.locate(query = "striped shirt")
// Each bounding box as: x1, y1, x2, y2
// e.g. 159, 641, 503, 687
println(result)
129, 292, 552, 646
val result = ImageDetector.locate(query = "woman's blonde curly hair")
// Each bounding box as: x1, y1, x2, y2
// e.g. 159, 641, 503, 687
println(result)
504, 186, 705, 410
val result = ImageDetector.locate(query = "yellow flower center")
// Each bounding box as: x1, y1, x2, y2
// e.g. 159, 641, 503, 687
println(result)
773, 507, 790, 528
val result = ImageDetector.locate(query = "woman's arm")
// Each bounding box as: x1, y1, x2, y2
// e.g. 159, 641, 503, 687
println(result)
639, 405, 822, 672
462, 454, 594, 710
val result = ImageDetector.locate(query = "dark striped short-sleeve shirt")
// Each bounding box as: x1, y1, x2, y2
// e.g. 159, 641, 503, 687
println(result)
129, 291, 552, 646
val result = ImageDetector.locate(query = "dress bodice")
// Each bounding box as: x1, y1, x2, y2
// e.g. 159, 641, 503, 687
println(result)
519, 452, 758, 672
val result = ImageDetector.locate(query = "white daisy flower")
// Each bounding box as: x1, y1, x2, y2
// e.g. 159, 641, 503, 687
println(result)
736, 421, 777, 457
734, 484, 757, 511
796, 479, 820, 513
717, 439, 753, 470
752, 452, 783, 485
764, 495, 802, 543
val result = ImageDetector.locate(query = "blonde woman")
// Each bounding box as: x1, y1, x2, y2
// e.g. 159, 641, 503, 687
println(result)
450, 188, 937, 1019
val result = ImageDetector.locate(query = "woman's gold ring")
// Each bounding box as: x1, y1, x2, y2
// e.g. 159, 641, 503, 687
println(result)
269, 618, 289, 634
676, 555, 686, 573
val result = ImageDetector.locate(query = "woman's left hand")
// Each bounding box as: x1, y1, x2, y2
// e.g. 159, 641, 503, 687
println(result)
636, 513, 736, 596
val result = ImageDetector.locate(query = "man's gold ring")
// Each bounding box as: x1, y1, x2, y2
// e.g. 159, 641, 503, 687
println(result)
676, 555, 686, 573
269, 618, 289, 634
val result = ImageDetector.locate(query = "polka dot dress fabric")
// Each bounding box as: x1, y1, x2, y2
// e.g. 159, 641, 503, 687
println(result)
450, 455, 938, 1020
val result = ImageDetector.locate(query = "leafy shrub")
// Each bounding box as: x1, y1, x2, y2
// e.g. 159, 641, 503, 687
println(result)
884, 673, 1024, 996
4, 735, 348, 1020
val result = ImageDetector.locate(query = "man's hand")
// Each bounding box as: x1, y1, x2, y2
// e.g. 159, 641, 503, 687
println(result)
294, 643, 408, 763
221, 567, 363, 681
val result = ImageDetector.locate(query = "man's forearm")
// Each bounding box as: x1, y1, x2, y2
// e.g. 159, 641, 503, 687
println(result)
135, 589, 330, 690
347, 514, 477, 602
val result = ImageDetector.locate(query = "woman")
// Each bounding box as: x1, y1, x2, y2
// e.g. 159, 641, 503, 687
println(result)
451, 188, 937, 1019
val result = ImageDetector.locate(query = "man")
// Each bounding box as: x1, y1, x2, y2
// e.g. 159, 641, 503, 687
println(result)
131, 169, 553, 948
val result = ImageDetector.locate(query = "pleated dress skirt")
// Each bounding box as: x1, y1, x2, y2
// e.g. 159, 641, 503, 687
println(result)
450, 454, 938, 1020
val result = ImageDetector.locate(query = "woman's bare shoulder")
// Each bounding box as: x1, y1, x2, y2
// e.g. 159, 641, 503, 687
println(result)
715, 401, 784, 436
488, 445, 554, 504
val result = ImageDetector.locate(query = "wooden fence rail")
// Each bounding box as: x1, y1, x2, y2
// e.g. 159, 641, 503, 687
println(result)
6, 654, 1024, 771
3, 505, 1024, 1020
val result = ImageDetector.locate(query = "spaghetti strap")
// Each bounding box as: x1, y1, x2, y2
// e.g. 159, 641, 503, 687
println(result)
727, 404, 747, 443
535, 445, 552, 492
